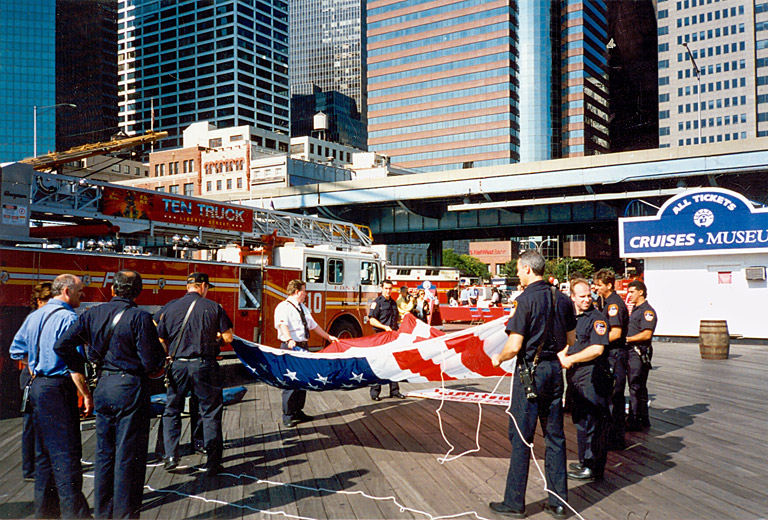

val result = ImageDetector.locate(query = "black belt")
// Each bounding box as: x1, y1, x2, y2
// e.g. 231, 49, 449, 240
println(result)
281, 341, 308, 347
34, 374, 68, 379
101, 368, 143, 377
175, 356, 216, 361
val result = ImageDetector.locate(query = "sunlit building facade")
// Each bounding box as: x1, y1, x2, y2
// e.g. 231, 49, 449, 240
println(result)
367, 0, 520, 172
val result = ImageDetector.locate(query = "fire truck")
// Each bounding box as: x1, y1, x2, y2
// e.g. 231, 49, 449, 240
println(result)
385, 265, 461, 304
0, 162, 385, 416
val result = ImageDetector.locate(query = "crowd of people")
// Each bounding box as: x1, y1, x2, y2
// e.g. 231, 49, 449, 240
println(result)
9, 259, 656, 519
489, 252, 657, 519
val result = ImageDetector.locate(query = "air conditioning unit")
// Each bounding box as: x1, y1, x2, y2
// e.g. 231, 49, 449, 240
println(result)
745, 266, 766, 281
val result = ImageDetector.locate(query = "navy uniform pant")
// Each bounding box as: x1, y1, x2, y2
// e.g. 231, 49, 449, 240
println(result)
606, 348, 629, 444
31, 376, 90, 519
369, 382, 400, 399
628, 345, 653, 426
282, 389, 307, 421
503, 360, 567, 510
163, 359, 223, 466
20, 369, 35, 479
93, 372, 150, 519
568, 366, 610, 476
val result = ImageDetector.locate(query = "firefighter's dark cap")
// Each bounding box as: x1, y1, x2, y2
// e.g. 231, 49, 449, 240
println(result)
187, 272, 214, 287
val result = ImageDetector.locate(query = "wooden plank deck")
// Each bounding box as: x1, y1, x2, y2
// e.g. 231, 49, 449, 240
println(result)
1, 339, 767, 519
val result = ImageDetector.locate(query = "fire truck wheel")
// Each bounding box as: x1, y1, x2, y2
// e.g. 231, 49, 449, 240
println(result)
329, 319, 361, 340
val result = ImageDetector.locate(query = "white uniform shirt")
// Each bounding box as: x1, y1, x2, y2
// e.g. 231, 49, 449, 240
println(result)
274, 298, 318, 342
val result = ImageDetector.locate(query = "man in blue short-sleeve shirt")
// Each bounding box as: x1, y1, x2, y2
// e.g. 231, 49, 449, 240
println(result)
10, 274, 91, 519
489, 251, 576, 520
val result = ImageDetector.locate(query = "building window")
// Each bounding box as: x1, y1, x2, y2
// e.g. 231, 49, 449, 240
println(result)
226, 179, 232, 190
155, 186, 165, 192
209, 138, 222, 147
216, 180, 222, 190
184, 183, 194, 196
169, 185, 179, 194
237, 177, 242, 189
206, 181, 212, 191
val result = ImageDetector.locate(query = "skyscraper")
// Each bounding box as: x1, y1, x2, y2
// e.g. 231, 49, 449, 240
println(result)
0, 0, 116, 162
289, 0, 367, 148
518, 1, 560, 162
657, 0, 753, 147
118, 0, 290, 151
559, 0, 610, 157
366, 1, 520, 172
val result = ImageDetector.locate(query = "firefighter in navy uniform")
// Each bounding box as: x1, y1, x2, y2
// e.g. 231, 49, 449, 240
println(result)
55, 270, 166, 518
593, 268, 629, 449
625, 280, 658, 431
489, 251, 576, 520
157, 272, 233, 475
558, 279, 612, 483
367, 279, 406, 401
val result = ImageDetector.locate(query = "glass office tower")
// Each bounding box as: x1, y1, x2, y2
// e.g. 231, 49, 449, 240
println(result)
289, 0, 367, 148
118, 0, 290, 150
367, 0, 520, 172
518, 0, 559, 162
0, 1, 56, 161
560, 0, 610, 157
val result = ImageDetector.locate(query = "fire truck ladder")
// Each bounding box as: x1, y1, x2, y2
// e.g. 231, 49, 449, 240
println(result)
20, 131, 168, 171
251, 208, 373, 249
25, 167, 373, 247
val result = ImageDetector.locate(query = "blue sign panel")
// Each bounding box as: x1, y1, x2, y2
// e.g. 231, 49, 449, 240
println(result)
620, 188, 768, 257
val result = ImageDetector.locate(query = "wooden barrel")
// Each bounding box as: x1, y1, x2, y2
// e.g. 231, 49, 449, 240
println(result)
699, 320, 730, 360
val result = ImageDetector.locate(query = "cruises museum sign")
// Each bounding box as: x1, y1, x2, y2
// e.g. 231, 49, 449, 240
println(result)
620, 188, 768, 257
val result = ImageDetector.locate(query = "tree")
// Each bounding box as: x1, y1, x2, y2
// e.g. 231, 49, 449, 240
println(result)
544, 258, 595, 282
500, 259, 517, 278
442, 249, 491, 280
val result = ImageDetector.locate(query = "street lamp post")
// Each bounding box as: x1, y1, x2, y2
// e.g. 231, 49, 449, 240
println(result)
681, 42, 702, 143
33, 103, 77, 157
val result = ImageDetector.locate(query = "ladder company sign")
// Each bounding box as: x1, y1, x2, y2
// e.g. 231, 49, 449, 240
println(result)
103, 186, 253, 232
620, 188, 768, 257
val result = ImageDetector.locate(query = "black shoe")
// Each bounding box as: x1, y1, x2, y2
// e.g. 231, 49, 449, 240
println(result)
147, 453, 163, 464
607, 439, 626, 451
488, 501, 525, 518
390, 392, 406, 399
641, 417, 651, 428
568, 462, 583, 472
282, 417, 297, 428
371, 395, 381, 402
197, 461, 221, 475
625, 422, 642, 432
294, 411, 314, 423
194, 445, 207, 455
164, 457, 179, 472
567, 467, 596, 482
543, 503, 566, 519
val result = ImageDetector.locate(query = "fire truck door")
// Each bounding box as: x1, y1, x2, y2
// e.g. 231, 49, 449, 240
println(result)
238, 267, 262, 342
304, 255, 326, 326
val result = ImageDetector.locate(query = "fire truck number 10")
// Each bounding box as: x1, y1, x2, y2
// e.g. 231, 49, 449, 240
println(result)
306, 292, 323, 314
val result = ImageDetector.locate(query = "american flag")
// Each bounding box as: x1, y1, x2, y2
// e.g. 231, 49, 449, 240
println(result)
231, 314, 513, 390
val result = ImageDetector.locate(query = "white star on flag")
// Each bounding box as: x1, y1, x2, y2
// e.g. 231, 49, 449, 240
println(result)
284, 369, 298, 381
315, 373, 330, 385
351, 372, 365, 383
